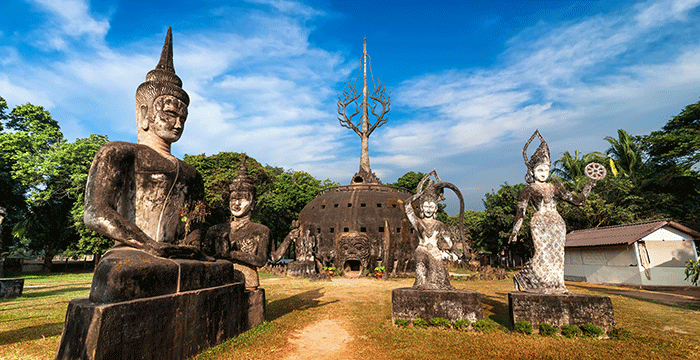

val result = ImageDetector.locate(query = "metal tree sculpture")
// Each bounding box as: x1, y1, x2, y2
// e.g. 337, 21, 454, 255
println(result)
337, 38, 391, 184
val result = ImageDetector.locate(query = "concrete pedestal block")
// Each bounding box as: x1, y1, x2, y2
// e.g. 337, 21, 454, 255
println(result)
508, 292, 615, 332
287, 261, 315, 278
56, 282, 245, 360
0, 278, 24, 299
244, 288, 266, 330
392, 287, 484, 322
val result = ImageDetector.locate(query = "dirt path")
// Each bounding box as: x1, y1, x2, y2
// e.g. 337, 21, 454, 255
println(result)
282, 318, 354, 360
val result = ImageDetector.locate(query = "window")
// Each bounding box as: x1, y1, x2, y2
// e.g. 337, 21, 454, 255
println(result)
330, 228, 334, 233
360, 203, 366, 207
334, 204, 339, 208
348, 203, 352, 207
361, 227, 367, 232
321, 205, 325, 209
317, 228, 321, 234
344, 227, 349, 232
392, 204, 397, 208
378, 227, 384, 232
396, 228, 401, 233
377, 203, 382, 207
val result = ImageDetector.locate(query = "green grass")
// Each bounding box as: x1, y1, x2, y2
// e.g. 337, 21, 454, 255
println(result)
1, 271, 699, 360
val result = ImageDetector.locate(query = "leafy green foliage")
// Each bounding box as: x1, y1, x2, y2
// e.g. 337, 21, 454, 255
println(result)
579, 324, 603, 337
685, 259, 699, 286
1, 98, 108, 270
387, 171, 425, 192
608, 327, 632, 340
394, 319, 409, 327
538, 323, 558, 336
552, 150, 606, 191
560, 324, 582, 338
413, 318, 429, 328
429, 317, 451, 329
644, 100, 700, 170
605, 129, 645, 179
453, 318, 471, 330
513, 320, 533, 334
476, 183, 529, 257
472, 319, 499, 333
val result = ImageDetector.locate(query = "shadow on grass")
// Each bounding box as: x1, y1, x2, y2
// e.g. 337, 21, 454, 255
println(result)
22, 286, 90, 299
481, 292, 511, 328
266, 288, 338, 322
0, 322, 64, 345
570, 283, 700, 311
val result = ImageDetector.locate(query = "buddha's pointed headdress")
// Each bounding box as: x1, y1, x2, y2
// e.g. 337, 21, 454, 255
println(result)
135, 27, 189, 109
230, 155, 256, 196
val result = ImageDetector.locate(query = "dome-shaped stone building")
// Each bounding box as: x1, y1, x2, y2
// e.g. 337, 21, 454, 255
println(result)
297, 169, 418, 277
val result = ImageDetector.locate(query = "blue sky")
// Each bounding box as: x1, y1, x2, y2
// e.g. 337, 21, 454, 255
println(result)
2, 0, 700, 213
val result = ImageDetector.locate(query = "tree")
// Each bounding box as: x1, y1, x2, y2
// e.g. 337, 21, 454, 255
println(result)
605, 129, 645, 178
475, 183, 529, 259
644, 99, 700, 170
337, 39, 390, 178
1, 101, 106, 272
387, 171, 425, 192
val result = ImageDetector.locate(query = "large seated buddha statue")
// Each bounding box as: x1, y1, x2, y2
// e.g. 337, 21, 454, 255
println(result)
84, 28, 235, 304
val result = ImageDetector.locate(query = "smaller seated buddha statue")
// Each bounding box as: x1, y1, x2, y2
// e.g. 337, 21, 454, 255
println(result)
205, 157, 271, 289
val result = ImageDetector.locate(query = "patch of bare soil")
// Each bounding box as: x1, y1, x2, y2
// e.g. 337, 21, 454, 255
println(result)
609, 288, 700, 308
282, 318, 354, 360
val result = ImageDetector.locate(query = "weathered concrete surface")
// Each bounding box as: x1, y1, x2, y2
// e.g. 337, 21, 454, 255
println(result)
89, 247, 237, 304
0, 278, 24, 299
508, 291, 615, 332
392, 287, 483, 322
244, 288, 266, 330
56, 282, 245, 360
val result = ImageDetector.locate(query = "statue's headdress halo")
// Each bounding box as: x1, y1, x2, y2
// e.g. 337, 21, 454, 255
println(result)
135, 27, 190, 110
523, 130, 550, 183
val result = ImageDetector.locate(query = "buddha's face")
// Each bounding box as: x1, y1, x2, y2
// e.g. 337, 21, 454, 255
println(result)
151, 95, 188, 143
420, 200, 438, 219
230, 191, 253, 218
534, 163, 550, 183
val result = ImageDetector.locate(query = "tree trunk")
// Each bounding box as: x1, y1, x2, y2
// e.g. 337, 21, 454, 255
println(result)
93, 252, 102, 272
43, 249, 54, 274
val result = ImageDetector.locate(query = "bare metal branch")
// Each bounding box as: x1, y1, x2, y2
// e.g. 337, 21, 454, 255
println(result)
368, 79, 390, 136
337, 77, 362, 136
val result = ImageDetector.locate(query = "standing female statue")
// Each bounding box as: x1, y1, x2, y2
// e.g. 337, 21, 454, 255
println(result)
404, 171, 465, 290
508, 130, 606, 294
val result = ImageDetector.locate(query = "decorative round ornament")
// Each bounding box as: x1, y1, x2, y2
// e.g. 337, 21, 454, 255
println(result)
585, 162, 607, 180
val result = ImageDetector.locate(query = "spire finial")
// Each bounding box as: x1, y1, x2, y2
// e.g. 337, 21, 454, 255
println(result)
156, 27, 175, 73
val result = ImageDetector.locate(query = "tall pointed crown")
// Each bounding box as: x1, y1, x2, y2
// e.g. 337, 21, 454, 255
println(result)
135, 27, 189, 109
523, 130, 550, 183
230, 155, 256, 195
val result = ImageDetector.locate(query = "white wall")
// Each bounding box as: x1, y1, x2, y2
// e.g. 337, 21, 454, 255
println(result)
565, 245, 643, 285
565, 225, 699, 286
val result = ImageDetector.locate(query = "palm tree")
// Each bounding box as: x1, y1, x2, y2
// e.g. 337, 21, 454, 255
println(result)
605, 129, 645, 178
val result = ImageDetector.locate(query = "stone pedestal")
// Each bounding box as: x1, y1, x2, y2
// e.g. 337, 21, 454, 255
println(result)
392, 287, 483, 322
0, 278, 24, 299
508, 292, 615, 332
56, 283, 245, 360
287, 261, 316, 278
244, 288, 266, 330
89, 247, 237, 303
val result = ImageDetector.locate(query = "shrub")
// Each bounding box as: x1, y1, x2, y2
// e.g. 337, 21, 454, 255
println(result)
453, 319, 471, 331
472, 319, 498, 333
580, 324, 604, 338
394, 319, 409, 327
538, 323, 558, 336
514, 320, 533, 335
609, 327, 632, 340
429, 317, 451, 329
413, 318, 429, 329
561, 324, 582, 338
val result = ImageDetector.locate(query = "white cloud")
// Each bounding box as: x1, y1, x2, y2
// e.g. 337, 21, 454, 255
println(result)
378, 0, 700, 170
28, 0, 109, 50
